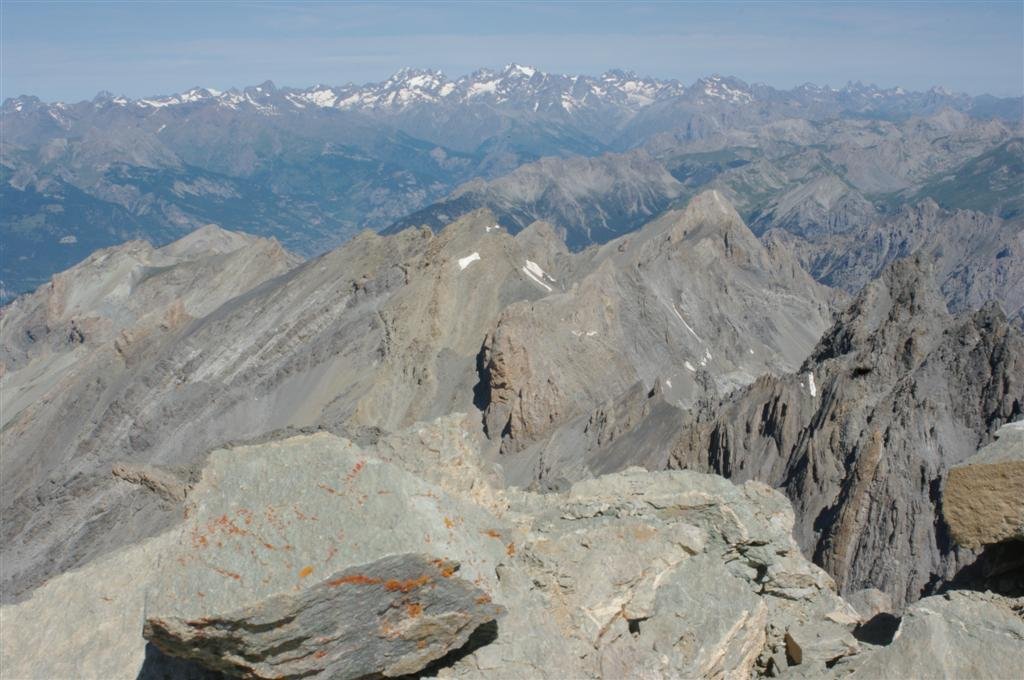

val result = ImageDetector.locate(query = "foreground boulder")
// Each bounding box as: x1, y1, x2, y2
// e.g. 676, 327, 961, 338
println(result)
827, 591, 1024, 678
943, 420, 1024, 550
145, 553, 504, 679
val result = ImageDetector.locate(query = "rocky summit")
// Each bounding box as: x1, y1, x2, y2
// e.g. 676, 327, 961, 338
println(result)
2, 186, 1023, 679
3, 416, 1022, 679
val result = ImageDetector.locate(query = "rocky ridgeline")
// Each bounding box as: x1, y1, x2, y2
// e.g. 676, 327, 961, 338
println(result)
3, 414, 1020, 678
0, 191, 831, 603
670, 253, 1024, 607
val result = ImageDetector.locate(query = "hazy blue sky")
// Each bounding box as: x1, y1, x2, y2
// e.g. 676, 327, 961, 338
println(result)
3, 1, 1022, 101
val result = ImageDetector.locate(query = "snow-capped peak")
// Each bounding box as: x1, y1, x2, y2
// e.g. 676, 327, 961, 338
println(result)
3, 68, 979, 123
503, 63, 538, 78
694, 75, 754, 103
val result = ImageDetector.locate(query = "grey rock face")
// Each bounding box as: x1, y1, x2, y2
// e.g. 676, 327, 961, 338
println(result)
768, 199, 1024, 328
943, 420, 1024, 550
144, 554, 504, 680
480, 190, 833, 473
671, 255, 1024, 607
387, 150, 686, 249
828, 591, 1024, 679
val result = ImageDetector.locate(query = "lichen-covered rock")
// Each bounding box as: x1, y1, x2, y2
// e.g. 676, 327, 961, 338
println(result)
144, 554, 504, 679
944, 420, 1024, 550
0, 417, 869, 680
0, 426, 509, 680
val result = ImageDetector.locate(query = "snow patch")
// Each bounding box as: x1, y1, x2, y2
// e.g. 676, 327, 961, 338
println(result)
486, 223, 501, 232
467, 80, 499, 97
806, 372, 817, 397
524, 259, 554, 282
521, 265, 552, 292
59, 235, 77, 244
684, 361, 696, 372
458, 252, 480, 270
665, 301, 702, 342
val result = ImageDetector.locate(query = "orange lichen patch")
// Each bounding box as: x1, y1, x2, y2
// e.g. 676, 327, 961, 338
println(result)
444, 516, 455, 529
475, 594, 492, 605
431, 559, 456, 578
299, 565, 315, 579
235, 508, 255, 525
482, 529, 502, 539
327, 574, 381, 588
345, 460, 366, 483
506, 542, 516, 557
314, 650, 327, 659
211, 514, 249, 536
417, 639, 427, 650
406, 602, 423, 618
212, 566, 242, 581
262, 542, 277, 551
293, 506, 319, 521
318, 482, 339, 495
384, 575, 431, 593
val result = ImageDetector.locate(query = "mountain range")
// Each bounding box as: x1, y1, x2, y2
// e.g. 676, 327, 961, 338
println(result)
3, 65, 1021, 302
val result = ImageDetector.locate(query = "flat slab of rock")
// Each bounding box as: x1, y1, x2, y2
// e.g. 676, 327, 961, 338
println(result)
145, 553, 504, 679
944, 421, 1024, 549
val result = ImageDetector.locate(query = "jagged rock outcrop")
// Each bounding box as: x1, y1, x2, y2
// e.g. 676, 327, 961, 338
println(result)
767, 200, 1024, 327
943, 420, 1024, 550
480, 190, 834, 472
671, 254, 1024, 607
145, 554, 504, 679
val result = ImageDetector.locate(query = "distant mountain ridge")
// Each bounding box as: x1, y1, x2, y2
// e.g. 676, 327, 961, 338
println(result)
7, 64, 1020, 125
3, 64, 1021, 304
